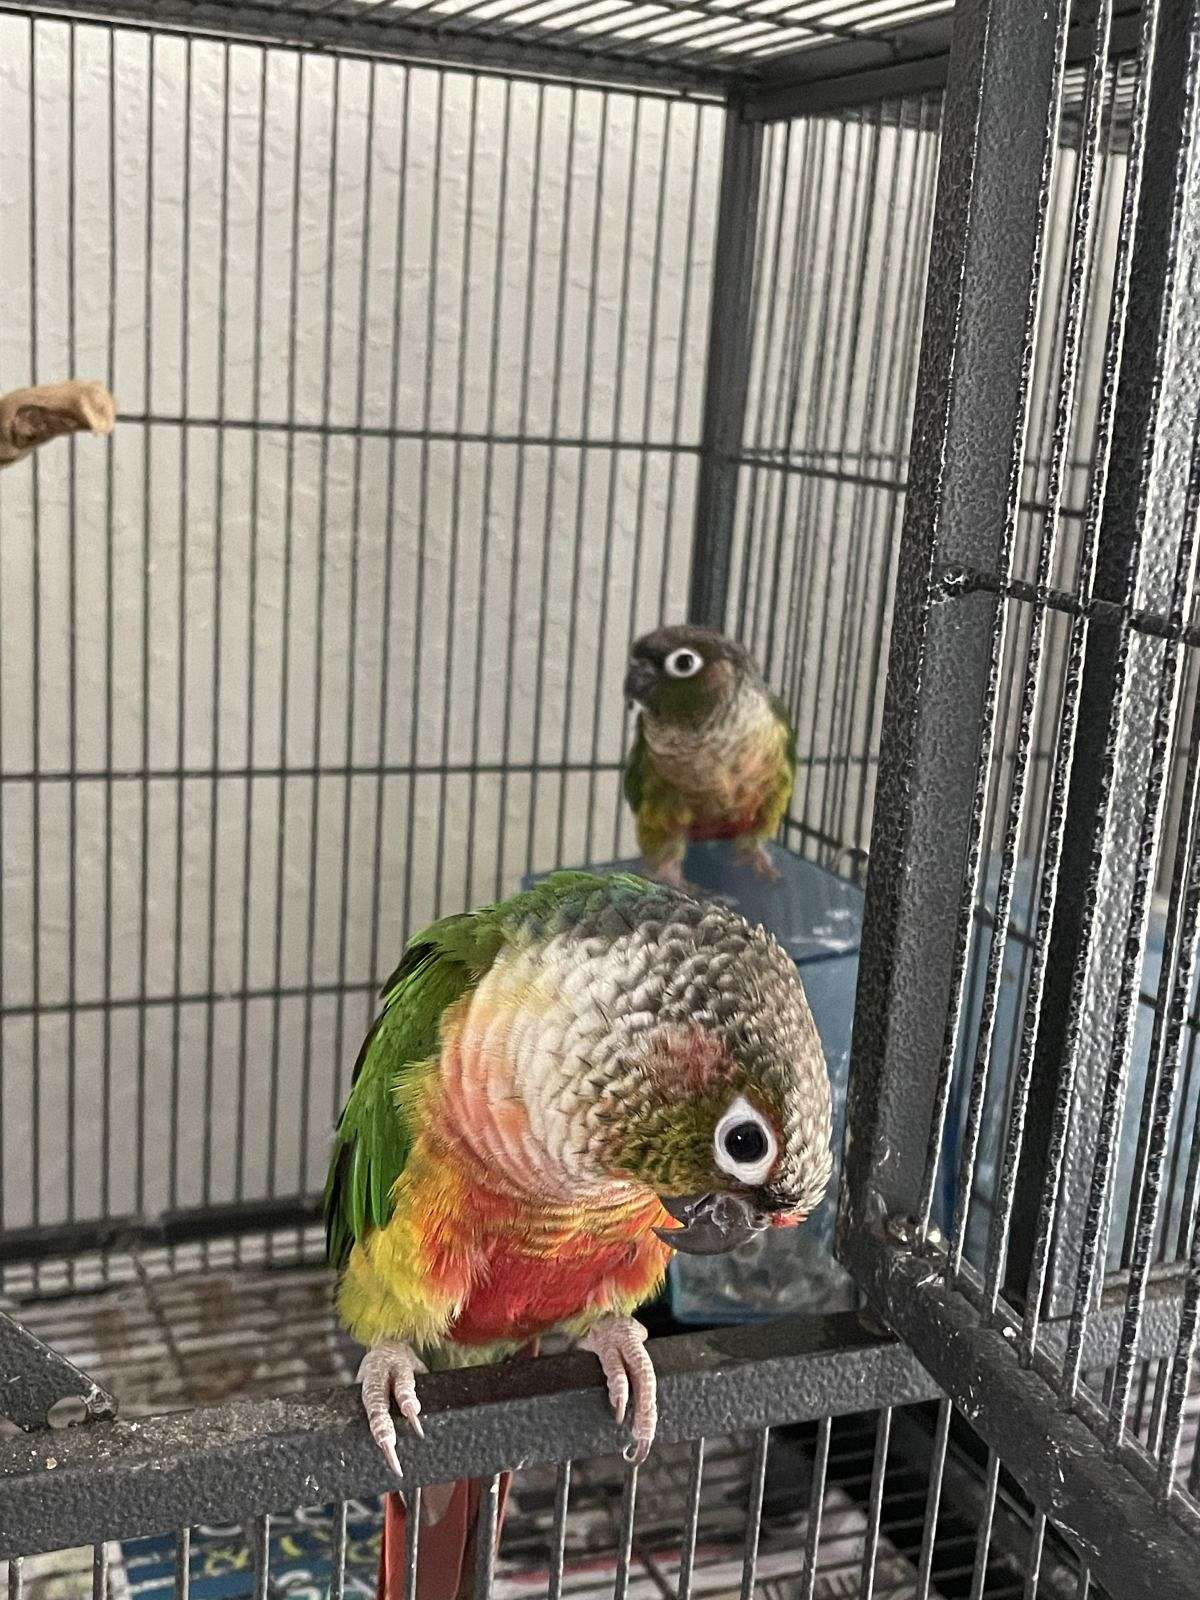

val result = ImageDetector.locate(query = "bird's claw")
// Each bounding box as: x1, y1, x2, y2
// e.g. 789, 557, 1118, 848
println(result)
357, 1342, 428, 1477
580, 1315, 657, 1465
647, 860, 705, 897
742, 844, 781, 882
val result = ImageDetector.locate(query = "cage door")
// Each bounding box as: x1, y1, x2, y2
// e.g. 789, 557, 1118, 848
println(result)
838, 0, 1200, 1596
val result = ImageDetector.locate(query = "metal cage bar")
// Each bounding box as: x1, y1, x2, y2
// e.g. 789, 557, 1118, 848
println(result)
838, 0, 1071, 1238
838, 0, 1200, 1586
0, 1315, 944, 1559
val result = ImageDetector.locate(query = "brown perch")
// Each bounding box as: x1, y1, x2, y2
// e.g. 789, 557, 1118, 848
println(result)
0, 379, 116, 469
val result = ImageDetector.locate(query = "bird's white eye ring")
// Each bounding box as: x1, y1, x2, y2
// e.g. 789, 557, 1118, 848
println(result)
663, 647, 704, 679
713, 1095, 778, 1185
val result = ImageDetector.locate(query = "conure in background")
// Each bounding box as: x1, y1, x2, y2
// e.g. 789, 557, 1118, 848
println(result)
623, 626, 796, 885
325, 871, 831, 1600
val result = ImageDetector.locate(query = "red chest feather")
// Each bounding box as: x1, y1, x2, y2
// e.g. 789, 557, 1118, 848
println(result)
448, 1230, 668, 1345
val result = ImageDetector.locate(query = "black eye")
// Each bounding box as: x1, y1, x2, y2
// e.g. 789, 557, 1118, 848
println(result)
722, 1120, 768, 1165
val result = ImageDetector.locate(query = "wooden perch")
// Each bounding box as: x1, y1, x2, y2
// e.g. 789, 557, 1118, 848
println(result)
0, 380, 116, 469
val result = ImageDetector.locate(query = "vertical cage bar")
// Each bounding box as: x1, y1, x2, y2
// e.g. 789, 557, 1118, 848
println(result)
676, 1437, 706, 1600
915, 1397, 951, 1600
547, 1460, 571, 1600
859, 1408, 891, 1600
839, 0, 1071, 1244
367, 63, 409, 985
472, 1474, 502, 1600
1005, 0, 1200, 1323
134, 27, 155, 1221
234, 46, 270, 1211
688, 101, 763, 630
947, 0, 1108, 1290
1106, 467, 1200, 1442
64, 20, 78, 1258
990, 29, 1150, 1328
174, 1529, 190, 1600
92, 1545, 108, 1600
201, 40, 232, 1217
968, 1451, 1000, 1600
404, 1483, 422, 1600
329, 1501, 347, 1600
613, 1464, 638, 1600
1024, 1511, 1046, 1600
798, 1415, 830, 1600
740, 1427, 770, 1600
250, 1518, 269, 1600
27, 16, 42, 1260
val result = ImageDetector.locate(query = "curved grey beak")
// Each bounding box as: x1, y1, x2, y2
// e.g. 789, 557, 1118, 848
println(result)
624, 660, 657, 708
653, 1192, 768, 1256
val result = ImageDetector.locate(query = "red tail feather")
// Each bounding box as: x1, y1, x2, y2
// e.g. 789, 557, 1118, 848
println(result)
376, 1476, 513, 1600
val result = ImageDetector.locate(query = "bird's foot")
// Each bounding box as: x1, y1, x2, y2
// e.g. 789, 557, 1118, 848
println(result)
740, 843, 781, 883
646, 857, 686, 889
580, 1315, 657, 1465
357, 1341, 428, 1477
646, 859, 704, 896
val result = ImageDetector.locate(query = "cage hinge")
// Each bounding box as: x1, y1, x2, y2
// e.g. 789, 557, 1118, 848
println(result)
0, 1310, 117, 1432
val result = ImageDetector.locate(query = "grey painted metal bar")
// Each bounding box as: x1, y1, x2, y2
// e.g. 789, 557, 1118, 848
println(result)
0, 1314, 942, 1559
0, 0, 723, 96
742, 4, 1145, 120
838, 0, 1068, 1241
688, 103, 763, 630
743, 13, 953, 120
846, 1229, 1200, 1600
1005, 0, 1200, 1322
0, 1311, 116, 1432
0, 1195, 325, 1268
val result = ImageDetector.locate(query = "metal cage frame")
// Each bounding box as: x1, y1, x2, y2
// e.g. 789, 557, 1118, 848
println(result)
0, 1, 1198, 1597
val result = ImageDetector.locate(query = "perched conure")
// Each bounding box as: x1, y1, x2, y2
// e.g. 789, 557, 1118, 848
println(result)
623, 625, 796, 885
325, 871, 831, 1600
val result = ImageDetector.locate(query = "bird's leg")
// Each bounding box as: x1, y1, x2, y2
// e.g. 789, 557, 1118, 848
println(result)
738, 840, 781, 883
357, 1340, 428, 1477
649, 856, 687, 890
579, 1315, 657, 1465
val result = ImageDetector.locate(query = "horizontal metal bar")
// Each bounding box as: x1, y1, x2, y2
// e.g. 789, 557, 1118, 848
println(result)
935, 561, 1200, 649
845, 1228, 1200, 1600
0, 0, 726, 98
742, 2, 1145, 121
0, 1312, 943, 1558
742, 19, 951, 121
0, 977, 377, 1023
112, 413, 704, 453
0, 754, 860, 792
0, 759, 626, 786
0, 1312, 117, 1433
0, 1196, 324, 1270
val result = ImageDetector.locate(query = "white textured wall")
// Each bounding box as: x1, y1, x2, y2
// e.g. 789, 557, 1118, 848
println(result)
0, 16, 722, 1234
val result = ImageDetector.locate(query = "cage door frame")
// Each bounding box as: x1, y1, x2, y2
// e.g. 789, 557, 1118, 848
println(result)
838, 0, 1200, 1595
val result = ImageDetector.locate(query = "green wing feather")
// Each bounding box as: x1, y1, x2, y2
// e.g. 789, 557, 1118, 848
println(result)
323, 871, 630, 1269
322, 892, 523, 1270
624, 720, 648, 814
768, 690, 797, 783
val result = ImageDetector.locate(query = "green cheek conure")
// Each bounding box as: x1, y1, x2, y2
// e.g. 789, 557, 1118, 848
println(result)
623, 625, 797, 885
325, 870, 831, 1600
